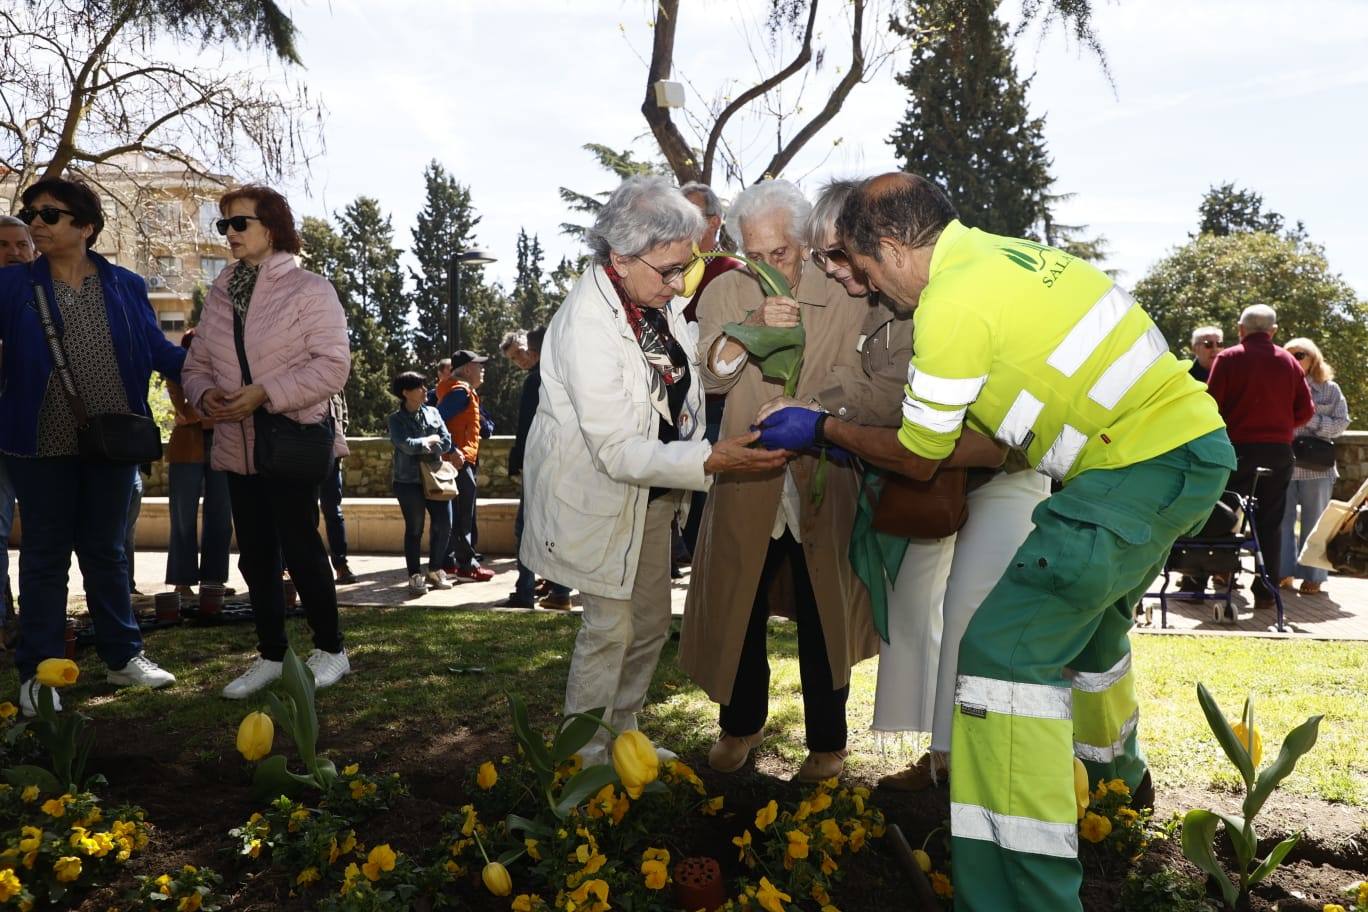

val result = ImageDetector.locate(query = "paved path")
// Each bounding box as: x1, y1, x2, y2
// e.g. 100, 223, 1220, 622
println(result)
20, 548, 1368, 642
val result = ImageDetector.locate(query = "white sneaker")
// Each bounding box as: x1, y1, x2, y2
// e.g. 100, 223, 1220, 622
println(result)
426, 569, 452, 590
222, 657, 283, 700
18, 680, 62, 718
107, 653, 176, 689
408, 573, 427, 595
305, 649, 351, 690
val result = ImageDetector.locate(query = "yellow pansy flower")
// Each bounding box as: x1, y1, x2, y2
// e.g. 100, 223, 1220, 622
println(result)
1079, 812, 1112, 843
296, 867, 321, 887
0, 869, 21, 902
755, 799, 778, 831
20, 785, 38, 803
756, 877, 792, 912
177, 894, 202, 912
362, 844, 397, 881
641, 858, 668, 890
53, 855, 82, 883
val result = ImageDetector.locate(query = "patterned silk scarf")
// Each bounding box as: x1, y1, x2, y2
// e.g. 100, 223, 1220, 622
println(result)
227, 261, 260, 320
604, 263, 685, 422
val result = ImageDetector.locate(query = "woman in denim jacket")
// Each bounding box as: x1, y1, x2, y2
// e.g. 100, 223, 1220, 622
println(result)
389, 372, 454, 595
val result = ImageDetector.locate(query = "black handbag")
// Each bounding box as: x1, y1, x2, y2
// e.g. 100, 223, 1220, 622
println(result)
32, 277, 162, 465
232, 308, 336, 483
1292, 435, 1336, 469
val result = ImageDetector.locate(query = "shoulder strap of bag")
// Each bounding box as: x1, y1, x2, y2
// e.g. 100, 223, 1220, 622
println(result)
232, 308, 254, 386
31, 275, 92, 427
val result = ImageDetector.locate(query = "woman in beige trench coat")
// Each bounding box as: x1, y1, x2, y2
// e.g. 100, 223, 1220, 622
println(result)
680, 180, 901, 782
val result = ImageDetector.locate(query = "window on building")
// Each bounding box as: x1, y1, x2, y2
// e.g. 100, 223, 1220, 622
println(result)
159, 311, 187, 333
156, 255, 180, 276
197, 202, 219, 237
200, 256, 227, 280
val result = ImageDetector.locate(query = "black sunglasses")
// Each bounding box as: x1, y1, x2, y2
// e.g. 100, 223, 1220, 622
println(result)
216, 215, 262, 235
17, 206, 76, 226
1195, 340, 1224, 349
634, 253, 699, 285
812, 246, 851, 270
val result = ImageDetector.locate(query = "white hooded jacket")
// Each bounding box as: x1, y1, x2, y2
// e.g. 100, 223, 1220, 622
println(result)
520, 264, 712, 599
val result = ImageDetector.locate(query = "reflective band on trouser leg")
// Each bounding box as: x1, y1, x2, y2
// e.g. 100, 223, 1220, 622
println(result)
951, 668, 1082, 911
1072, 656, 1142, 786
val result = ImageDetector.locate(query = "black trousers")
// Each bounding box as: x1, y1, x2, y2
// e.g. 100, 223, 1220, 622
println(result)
444, 463, 479, 570
1229, 442, 1295, 597
719, 532, 848, 752
227, 472, 343, 661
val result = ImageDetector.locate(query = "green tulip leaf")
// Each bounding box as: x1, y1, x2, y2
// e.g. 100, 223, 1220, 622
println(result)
280, 649, 319, 767
506, 693, 553, 780
553, 708, 607, 763
722, 322, 804, 359
4, 719, 31, 746
1248, 832, 1301, 888
1196, 683, 1255, 787
3, 764, 62, 794
505, 813, 554, 839
251, 753, 316, 801
1211, 811, 1254, 872
810, 449, 830, 507
553, 764, 621, 819
702, 250, 793, 298
1180, 809, 1239, 907
1244, 714, 1322, 821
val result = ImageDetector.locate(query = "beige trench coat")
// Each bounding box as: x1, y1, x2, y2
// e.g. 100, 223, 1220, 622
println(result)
680, 265, 909, 705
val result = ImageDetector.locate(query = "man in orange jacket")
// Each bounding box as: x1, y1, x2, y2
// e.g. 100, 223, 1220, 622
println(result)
437, 350, 494, 582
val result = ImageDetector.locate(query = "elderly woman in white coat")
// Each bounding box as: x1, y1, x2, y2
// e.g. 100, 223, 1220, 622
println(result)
520, 176, 787, 764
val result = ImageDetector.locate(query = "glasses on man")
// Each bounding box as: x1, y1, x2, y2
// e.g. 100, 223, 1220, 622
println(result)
17, 206, 76, 226
216, 215, 263, 235
1195, 340, 1224, 350
1292, 351, 1309, 361
812, 246, 851, 270
634, 253, 699, 285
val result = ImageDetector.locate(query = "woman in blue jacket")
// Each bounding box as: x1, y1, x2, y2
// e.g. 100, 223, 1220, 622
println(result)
0, 178, 185, 715
388, 372, 454, 596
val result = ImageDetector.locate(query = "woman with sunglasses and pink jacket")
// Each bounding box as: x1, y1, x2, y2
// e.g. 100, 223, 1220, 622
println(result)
181, 184, 353, 701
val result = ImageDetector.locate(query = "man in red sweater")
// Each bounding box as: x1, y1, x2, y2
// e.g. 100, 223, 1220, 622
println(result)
1206, 304, 1313, 609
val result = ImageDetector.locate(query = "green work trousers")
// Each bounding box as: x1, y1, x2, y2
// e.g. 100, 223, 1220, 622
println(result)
949, 430, 1234, 912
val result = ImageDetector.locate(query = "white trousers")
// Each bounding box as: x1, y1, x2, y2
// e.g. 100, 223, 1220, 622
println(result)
871, 470, 1049, 744
564, 496, 677, 765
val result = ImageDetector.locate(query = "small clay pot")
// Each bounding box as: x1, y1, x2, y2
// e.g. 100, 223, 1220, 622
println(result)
153, 591, 181, 622
673, 856, 725, 912
198, 584, 225, 617
283, 579, 298, 609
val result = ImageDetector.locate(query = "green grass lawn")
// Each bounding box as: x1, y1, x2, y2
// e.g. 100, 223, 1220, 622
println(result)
6, 607, 1367, 809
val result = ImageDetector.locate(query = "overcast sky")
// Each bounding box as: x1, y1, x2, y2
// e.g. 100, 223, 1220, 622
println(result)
265, 0, 1368, 299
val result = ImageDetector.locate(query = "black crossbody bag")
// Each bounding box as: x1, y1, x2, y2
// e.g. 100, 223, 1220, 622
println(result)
32, 278, 162, 464
232, 308, 335, 483
1292, 435, 1336, 469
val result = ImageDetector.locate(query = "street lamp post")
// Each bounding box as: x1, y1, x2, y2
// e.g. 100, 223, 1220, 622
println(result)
447, 248, 497, 354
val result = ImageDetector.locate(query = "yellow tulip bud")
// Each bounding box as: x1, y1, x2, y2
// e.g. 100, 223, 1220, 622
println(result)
612, 730, 659, 799
1073, 757, 1090, 820
1232, 721, 1263, 768
477, 761, 498, 790
482, 861, 512, 896
912, 849, 932, 873
236, 711, 274, 762
680, 250, 707, 298
35, 658, 79, 688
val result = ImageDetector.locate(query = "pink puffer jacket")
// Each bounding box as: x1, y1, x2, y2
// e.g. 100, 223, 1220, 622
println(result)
181, 251, 351, 475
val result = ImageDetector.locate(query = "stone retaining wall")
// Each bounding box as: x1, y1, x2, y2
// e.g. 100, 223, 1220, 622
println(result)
144, 436, 519, 499
139, 431, 1368, 501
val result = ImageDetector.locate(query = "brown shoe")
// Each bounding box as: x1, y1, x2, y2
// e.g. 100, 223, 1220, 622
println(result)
795, 748, 850, 783
707, 730, 764, 773
1278, 576, 1296, 590
539, 593, 572, 611
878, 751, 948, 791
1299, 580, 1323, 595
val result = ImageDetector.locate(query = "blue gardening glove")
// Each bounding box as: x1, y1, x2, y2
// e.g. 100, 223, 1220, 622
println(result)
756, 406, 822, 451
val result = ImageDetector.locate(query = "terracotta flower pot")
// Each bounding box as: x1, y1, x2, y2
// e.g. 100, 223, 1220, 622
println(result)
198, 583, 225, 617
154, 591, 181, 622
673, 856, 725, 912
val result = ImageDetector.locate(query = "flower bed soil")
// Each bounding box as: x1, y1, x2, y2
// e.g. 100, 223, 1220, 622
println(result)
63, 721, 1368, 912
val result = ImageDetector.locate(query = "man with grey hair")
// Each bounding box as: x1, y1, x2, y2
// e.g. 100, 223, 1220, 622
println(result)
1206, 303, 1313, 609
0, 213, 30, 631
1188, 325, 1224, 383
682, 178, 891, 784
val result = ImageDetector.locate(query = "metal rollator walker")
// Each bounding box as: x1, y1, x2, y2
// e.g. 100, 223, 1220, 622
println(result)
1145, 466, 1288, 632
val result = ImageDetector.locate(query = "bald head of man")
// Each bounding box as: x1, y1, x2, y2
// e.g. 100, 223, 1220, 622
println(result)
835, 172, 957, 316
0, 215, 35, 268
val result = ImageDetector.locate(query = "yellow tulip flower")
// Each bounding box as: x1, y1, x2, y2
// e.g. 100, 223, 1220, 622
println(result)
1073, 757, 1090, 820
611, 730, 659, 799
35, 658, 79, 688
482, 861, 512, 896
477, 760, 498, 790
235, 712, 274, 763
1232, 721, 1263, 768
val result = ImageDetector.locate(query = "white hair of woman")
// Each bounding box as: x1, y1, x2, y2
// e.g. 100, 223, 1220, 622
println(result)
726, 179, 811, 246
585, 175, 703, 265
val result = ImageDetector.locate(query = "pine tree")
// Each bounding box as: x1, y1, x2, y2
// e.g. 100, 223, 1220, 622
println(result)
409, 160, 482, 370
511, 229, 556, 330
889, 0, 1054, 238
557, 143, 670, 238
300, 214, 389, 435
